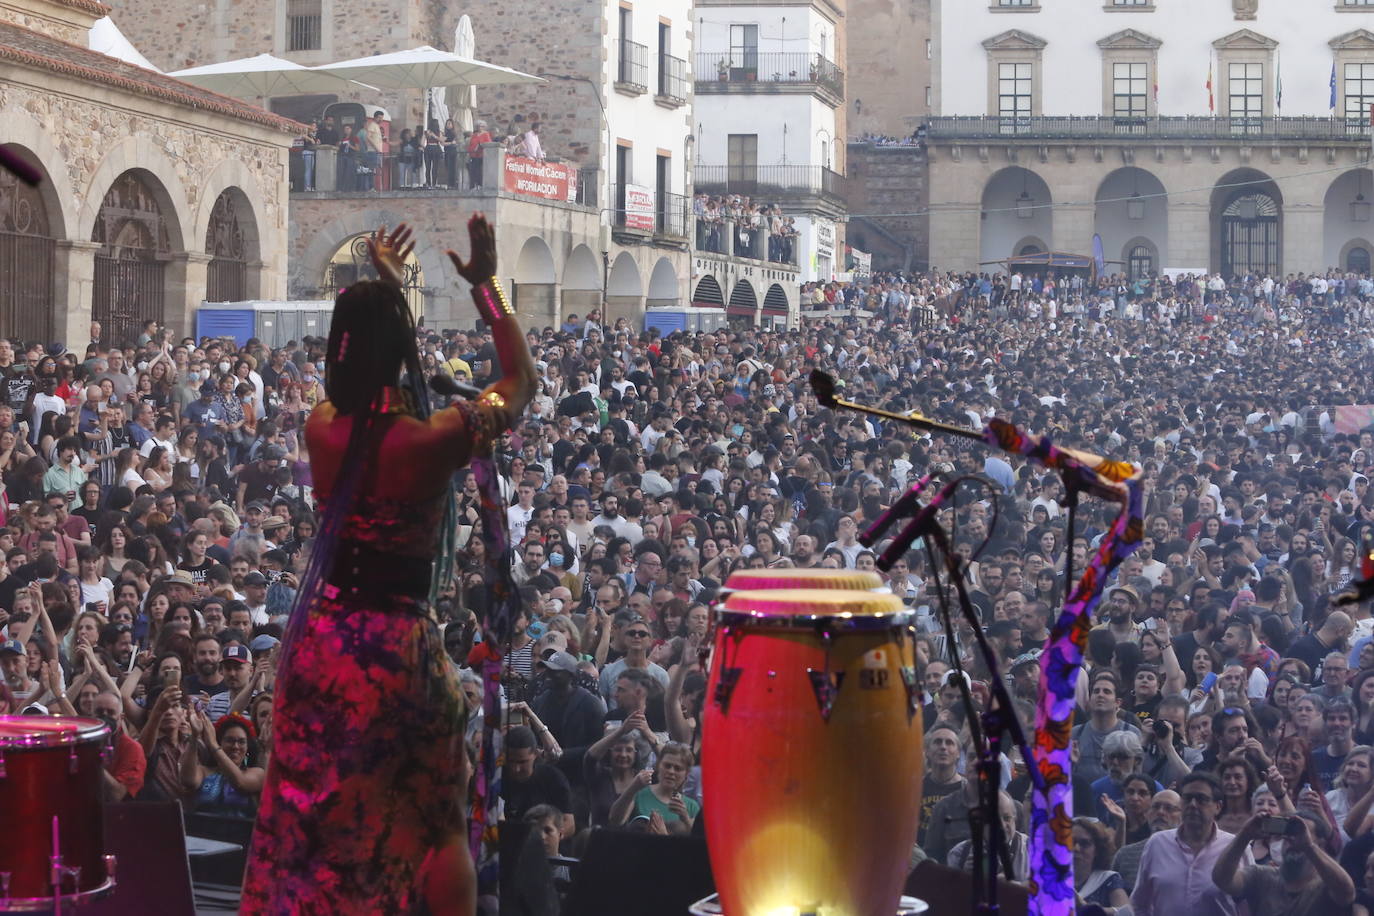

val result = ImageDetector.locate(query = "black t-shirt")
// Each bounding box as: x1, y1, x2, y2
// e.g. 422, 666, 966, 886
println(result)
502, 762, 572, 822
474, 342, 501, 386
2, 366, 35, 413
182, 674, 231, 697
179, 559, 216, 586
918, 774, 963, 848
71, 506, 102, 539
237, 463, 277, 505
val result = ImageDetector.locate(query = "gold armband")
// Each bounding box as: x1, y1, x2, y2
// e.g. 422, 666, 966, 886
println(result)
471, 278, 515, 322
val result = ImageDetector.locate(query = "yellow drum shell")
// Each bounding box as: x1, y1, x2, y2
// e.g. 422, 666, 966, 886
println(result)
723, 568, 884, 592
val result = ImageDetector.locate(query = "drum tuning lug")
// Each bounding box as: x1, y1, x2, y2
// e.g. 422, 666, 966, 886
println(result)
766, 670, 777, 679
899, 666, 920, 723
0, 750, 6, 779
714, 667, 744, 713
806, 669, 845, 722
69, 747, 79, 774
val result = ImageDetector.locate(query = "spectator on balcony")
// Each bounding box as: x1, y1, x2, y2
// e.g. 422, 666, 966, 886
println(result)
315, 114, 339, 147
520, 122, 545, 161
424, 119, 444, 188
336, 126, 357, 192
294, 124, 316, 192
444, 119, 461, 189
364, 111, 386, 191
397, 129, 418, 189
467, 120, 491, 188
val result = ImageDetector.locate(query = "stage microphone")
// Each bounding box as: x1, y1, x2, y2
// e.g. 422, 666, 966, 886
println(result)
860, 472, 940, 548
878, 477, 962, 569
429, 374, 483, 400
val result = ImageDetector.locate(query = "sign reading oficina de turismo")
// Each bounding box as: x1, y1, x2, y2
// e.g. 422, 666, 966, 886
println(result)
503, 156, 578, 202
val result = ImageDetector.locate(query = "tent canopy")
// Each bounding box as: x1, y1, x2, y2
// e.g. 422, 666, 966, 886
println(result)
314, 45, 543, 91
168, 53, 364, 98
89, 17, 160, 72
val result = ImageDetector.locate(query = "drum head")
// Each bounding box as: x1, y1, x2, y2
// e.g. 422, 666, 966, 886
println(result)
723, 568, 884, 592
720, 588, 906, 628
0, 715, 109, 748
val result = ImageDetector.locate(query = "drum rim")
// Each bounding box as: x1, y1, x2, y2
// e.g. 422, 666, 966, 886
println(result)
0, 715, 109, 748
715, 607, 916, 631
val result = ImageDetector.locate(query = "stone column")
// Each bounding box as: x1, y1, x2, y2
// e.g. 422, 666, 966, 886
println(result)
1283, 204, 1324, 276
54, 240, 100, 347
482, 142, 505, 191
1167, 201, 1211, 271
166, 252, 212, 340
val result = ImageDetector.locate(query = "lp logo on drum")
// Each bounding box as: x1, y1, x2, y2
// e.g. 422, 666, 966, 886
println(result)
860, 648, 890, 689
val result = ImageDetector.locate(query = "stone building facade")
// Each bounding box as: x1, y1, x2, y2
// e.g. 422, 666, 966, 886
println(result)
0, 0, 297, 348
845, 141, 929, 272
845, 0, 930, 140
927, 1, 1374, 276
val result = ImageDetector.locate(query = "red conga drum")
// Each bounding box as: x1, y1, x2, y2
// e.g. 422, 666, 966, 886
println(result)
0, 716, 117, 908
702, 589, 924, 916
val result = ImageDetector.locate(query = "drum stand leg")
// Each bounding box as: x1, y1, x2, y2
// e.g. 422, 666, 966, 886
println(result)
49, 816, 82, 916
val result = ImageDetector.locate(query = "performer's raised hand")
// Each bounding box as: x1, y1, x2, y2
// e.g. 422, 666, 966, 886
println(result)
367, 224, 414, 286
447, 213, 497, 286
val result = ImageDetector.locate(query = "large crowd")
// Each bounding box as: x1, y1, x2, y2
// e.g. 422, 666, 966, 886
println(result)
9, 262, 1374, 912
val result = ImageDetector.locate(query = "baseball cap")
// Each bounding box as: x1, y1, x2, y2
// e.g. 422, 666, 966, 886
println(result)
250, 634, 281, 652
245, 500, 268, 513
1011, 649, 1042, 672
538, 650, 580, 673
222, 645, 251, 665
262, 445, 287, 462
243, 571, 268, 586
0, 639, 24, 657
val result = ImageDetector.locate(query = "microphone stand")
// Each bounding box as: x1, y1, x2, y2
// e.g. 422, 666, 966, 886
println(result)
871, 487, 1039, 914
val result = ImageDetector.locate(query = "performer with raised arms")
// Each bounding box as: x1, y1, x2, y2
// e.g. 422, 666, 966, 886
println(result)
241, 216, 536, 915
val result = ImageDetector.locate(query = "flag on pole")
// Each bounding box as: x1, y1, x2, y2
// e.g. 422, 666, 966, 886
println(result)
1331, 61, 1339, 112
1275, 52, 1282, 113
1207, 59, 1214, 113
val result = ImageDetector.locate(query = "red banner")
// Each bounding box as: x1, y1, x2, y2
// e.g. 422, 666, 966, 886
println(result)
503, 156, 578, 201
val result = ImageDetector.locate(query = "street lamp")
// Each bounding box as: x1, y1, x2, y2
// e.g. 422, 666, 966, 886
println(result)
1127, 172, 1144, 220
1015, 171, 1034, 219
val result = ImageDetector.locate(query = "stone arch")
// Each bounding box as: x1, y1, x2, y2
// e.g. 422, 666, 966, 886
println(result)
203, 186, 260, 302
515, 236, 557, 285
1210, 167, 1282, 276
0, 109, 75, 240
513, 236, 557, 327
728, 278, 758, 313
1094, 166, 1168, 276
1121, 236, 1159, 280
646, 257, 679, 307
763, 283, 789, 312
194, 159, 267, 266
1340, 238, 1374, 274
1324, 168, 1374, 270
561, 244, 602, 323
0, 143, 64, 343
292, 204, 450, 309
693, 274, 725, 307
1013, 236, 1048, 256
981, 166, 1053, 268
80, 137, 189, 252
606, 251, 643, 325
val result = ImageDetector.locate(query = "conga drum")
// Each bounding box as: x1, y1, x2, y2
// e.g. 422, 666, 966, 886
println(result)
0, 716, 117, 908
703, 589, 923, 916
723, 568, 884, 593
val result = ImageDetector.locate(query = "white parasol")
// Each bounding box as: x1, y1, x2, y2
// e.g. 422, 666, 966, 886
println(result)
452, 15, 478, 132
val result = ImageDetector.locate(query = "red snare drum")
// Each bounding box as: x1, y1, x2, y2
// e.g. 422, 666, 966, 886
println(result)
0, 716, 117, 910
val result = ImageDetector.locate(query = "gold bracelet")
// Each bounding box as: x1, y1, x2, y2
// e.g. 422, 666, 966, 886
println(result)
478, 391, 507, 411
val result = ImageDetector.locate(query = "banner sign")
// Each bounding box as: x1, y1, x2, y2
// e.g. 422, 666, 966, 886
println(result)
624, 184, 656, 231
503, 156, 578, 201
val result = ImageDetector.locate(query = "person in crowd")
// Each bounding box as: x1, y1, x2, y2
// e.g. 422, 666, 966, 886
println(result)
1112, 788, 1182, 891
1132, 771, 1248, 915
1212, 811, 1355, 916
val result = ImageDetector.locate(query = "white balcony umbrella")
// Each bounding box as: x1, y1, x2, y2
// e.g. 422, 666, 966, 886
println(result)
89, 17, 161, 72
168, 53, 363, 99
452, 15, 478, 131
314, 45, 542, 91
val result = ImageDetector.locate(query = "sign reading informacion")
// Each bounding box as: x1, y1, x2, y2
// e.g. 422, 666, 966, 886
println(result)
623, 184, 656, 231
503, 156, 578, 202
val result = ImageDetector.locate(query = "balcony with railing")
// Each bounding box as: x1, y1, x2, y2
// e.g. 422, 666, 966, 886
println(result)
925, 115, 1374, 142
616, 39, 649, 95
656, 54, 689, 107
694, 52, 843, 104
656, 192, 690, 240
695, 216, 799, 268
693, 164, 845, 203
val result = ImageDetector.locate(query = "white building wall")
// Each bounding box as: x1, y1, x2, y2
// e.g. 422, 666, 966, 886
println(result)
937, 1, 1374, 117
695, 93, 823, 167
601, 0, 695, 203
696, 7, 835, 58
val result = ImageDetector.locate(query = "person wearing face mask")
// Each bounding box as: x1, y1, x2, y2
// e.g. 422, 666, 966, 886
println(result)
297, 362, 325, 409
92, 688, 146, 800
